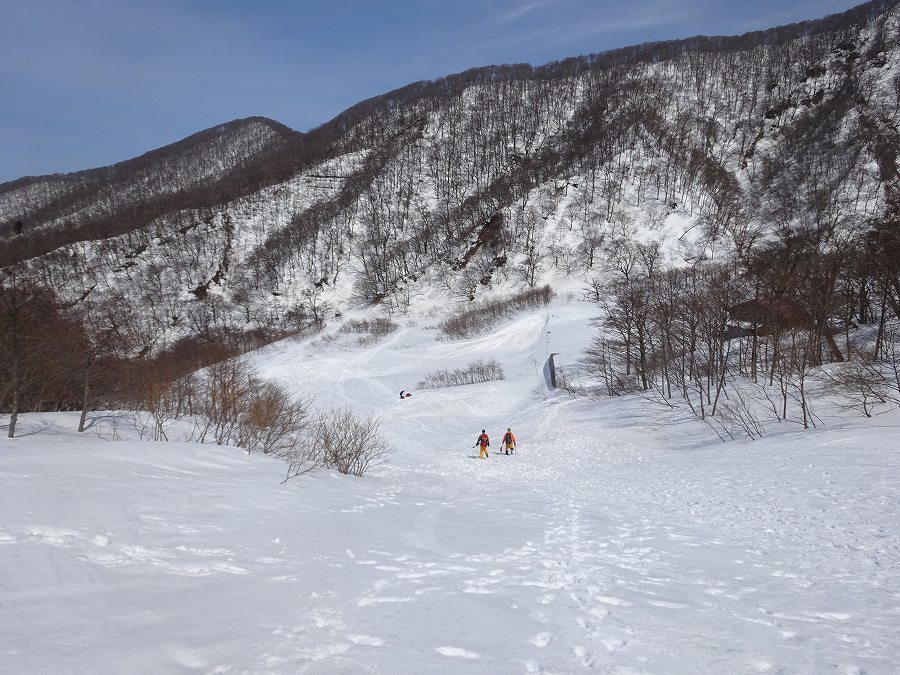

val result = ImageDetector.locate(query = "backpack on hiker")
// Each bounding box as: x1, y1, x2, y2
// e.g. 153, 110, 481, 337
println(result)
502, 428, 516, 455
473, 430, 490, 458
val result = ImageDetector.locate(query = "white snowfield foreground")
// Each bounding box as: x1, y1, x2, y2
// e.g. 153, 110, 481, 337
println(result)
2, 301, 899, 673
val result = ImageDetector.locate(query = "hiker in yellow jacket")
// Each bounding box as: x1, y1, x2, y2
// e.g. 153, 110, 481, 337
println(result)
501, 428, 516, 455
474, 429, 490, 458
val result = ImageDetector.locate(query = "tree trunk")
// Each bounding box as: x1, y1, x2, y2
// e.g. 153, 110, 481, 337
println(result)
8, 388, 18, 438
874, 285, 888, 359
78, 372, 90, 433
750, 326, 759, 382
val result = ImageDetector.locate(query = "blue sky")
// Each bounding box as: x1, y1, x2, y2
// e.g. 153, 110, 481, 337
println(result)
0, 0, 863, 182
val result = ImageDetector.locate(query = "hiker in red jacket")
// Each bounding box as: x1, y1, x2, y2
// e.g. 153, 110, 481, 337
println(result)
501, 428, 516, 455
473, 429, 490, 459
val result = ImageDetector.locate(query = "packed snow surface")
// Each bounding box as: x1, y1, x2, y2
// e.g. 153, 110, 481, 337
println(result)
2, 300, 899, 673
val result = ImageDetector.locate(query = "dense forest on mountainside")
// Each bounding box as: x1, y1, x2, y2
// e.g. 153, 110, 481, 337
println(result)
2, 0, 900, 437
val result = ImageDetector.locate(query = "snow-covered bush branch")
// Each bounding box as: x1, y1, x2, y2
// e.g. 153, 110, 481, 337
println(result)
416, 358, 504, 389
439, 285, 553, 338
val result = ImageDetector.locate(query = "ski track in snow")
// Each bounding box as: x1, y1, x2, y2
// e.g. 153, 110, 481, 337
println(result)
2, 301, 899, 673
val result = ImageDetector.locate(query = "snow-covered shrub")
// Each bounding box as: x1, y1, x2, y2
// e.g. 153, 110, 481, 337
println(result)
708, 386, 767, 441
416, 358, 504, 389
138, 377, 186, 441
338, 318, 398, 337
439, 285, 553, 338
305, 406, 392, 477
338, 318, 398, 345
184, 358, 313, 456
235, 381, 313, 456
193, 359, 255, 446
820, 350, 900, 418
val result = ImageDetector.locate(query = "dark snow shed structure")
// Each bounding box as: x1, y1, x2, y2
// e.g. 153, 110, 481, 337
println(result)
726, 299, 844, 363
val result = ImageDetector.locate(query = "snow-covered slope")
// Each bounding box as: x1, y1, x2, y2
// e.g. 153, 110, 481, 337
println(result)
3, 299, 898, 673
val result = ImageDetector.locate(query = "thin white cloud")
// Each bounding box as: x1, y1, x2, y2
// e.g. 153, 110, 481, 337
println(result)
493, 0, 562, 24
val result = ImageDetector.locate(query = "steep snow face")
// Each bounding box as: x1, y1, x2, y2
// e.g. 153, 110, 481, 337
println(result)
2, 299, 899, 673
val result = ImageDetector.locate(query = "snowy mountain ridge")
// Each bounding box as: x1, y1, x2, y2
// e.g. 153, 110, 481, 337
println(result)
2, 0, 899, 355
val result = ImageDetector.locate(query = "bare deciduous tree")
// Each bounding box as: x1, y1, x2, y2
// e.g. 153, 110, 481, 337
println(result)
311, 407, 392, 477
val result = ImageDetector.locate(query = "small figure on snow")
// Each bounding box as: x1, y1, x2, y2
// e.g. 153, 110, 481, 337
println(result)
474, 429, 490, 459
399, 390, 412, 399
501, 428, 516, 455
